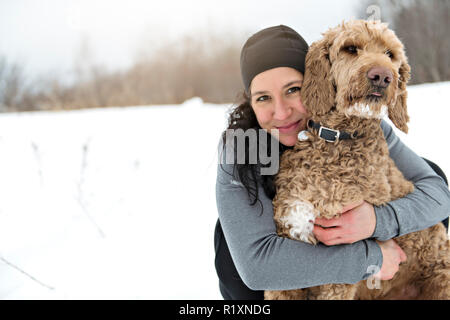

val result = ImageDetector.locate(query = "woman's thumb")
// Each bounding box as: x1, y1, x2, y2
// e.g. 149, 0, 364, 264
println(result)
398, 247, 407, 263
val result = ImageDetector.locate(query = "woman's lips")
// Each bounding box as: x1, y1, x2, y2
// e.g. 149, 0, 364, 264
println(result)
276, 120, 301, 134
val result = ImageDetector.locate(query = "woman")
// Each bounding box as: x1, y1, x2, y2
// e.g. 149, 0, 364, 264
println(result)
215, 25, 450, 300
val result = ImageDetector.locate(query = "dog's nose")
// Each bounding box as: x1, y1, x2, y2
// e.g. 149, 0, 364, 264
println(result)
367, 66, 393, 88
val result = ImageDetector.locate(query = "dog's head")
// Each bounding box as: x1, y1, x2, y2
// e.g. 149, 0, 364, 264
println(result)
301, 20, 411, 133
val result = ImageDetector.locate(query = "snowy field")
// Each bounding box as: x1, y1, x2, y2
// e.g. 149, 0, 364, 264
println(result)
0, 82, 449, 299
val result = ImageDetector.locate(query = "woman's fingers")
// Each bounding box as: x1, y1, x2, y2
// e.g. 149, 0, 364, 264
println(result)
398, 246, 407, 263
314, 216, 343, 228
313, 225, 342, 245
339, 200, 364, 213
322, 237, 344, 246
376, 239, 408, 280
313, 224, 359, 245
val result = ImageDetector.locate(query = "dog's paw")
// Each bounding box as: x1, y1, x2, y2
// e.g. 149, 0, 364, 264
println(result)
279, 200, 317, 244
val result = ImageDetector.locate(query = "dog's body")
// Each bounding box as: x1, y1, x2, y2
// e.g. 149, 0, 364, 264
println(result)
264, 20, 450, 300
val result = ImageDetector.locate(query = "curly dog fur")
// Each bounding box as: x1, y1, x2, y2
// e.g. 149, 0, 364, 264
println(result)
264, 20, 450, 300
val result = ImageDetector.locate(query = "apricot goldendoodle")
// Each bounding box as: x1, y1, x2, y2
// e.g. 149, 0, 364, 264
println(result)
265, 20, 450, 300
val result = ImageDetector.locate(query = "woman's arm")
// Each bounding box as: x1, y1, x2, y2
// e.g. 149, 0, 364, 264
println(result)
216, 150, 382, 291
372, 120, 450, 241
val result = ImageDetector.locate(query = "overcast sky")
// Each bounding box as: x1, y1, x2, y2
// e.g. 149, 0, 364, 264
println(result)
0, 0, 370, 78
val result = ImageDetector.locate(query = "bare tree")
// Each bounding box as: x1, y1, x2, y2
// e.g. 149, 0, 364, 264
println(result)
0, 56, 26, 112
1, 28, 249, 112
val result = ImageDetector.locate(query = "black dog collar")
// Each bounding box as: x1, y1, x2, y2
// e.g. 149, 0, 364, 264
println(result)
307, 119, 361, 142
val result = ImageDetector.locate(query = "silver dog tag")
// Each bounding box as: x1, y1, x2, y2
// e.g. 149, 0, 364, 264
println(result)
298, 130, 309, 141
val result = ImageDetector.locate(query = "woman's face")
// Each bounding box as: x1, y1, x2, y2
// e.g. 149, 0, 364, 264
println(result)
250, 67, 308, 146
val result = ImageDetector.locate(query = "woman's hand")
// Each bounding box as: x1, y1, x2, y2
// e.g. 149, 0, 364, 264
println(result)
375, 239, 407, 280
313, 200, 377, 245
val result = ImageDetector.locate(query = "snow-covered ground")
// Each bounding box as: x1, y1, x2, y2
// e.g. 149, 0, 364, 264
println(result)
0, 82, 449, 299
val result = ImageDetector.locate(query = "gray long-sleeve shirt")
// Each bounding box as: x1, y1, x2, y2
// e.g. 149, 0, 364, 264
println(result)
215, 120, 450, 291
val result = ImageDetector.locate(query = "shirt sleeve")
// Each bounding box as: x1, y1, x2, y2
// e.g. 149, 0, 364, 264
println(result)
216, 146, 382, 291
371, 120, 450, 240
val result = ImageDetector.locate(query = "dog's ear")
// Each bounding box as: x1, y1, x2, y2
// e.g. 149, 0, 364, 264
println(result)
388, 60, 410, 133
301, 36, 336, 117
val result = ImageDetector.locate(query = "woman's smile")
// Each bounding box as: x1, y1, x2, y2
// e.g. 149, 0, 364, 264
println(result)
276, 119, 302, 134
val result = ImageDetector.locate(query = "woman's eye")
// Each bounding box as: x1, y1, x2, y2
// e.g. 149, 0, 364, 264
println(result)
256, 95, 270, 102
287, 86, 301, 94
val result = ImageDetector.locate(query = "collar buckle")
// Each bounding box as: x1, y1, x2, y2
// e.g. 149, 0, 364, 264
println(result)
318, 126, 340, 142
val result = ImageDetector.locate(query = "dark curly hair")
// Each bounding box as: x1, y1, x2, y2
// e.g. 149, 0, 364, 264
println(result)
219, 91, 292, 215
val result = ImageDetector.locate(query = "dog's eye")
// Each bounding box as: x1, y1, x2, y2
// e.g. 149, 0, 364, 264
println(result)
385, 50, 394, 59
344, 45, 358, 54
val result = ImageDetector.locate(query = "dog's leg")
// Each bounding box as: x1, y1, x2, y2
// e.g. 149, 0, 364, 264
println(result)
390, 224, 450, 300
387, 158, 414, 199
408, 224, 450, 300
418, 269, 450, 300
274, 199, 318, 245
314, 284, 357, 300
264, 288, 308, 300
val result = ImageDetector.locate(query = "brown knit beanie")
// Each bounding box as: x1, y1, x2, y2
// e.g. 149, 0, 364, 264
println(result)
240, 25, 309, 95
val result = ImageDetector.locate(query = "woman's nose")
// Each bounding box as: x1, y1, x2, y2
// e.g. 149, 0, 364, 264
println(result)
273, 97, 292, 120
